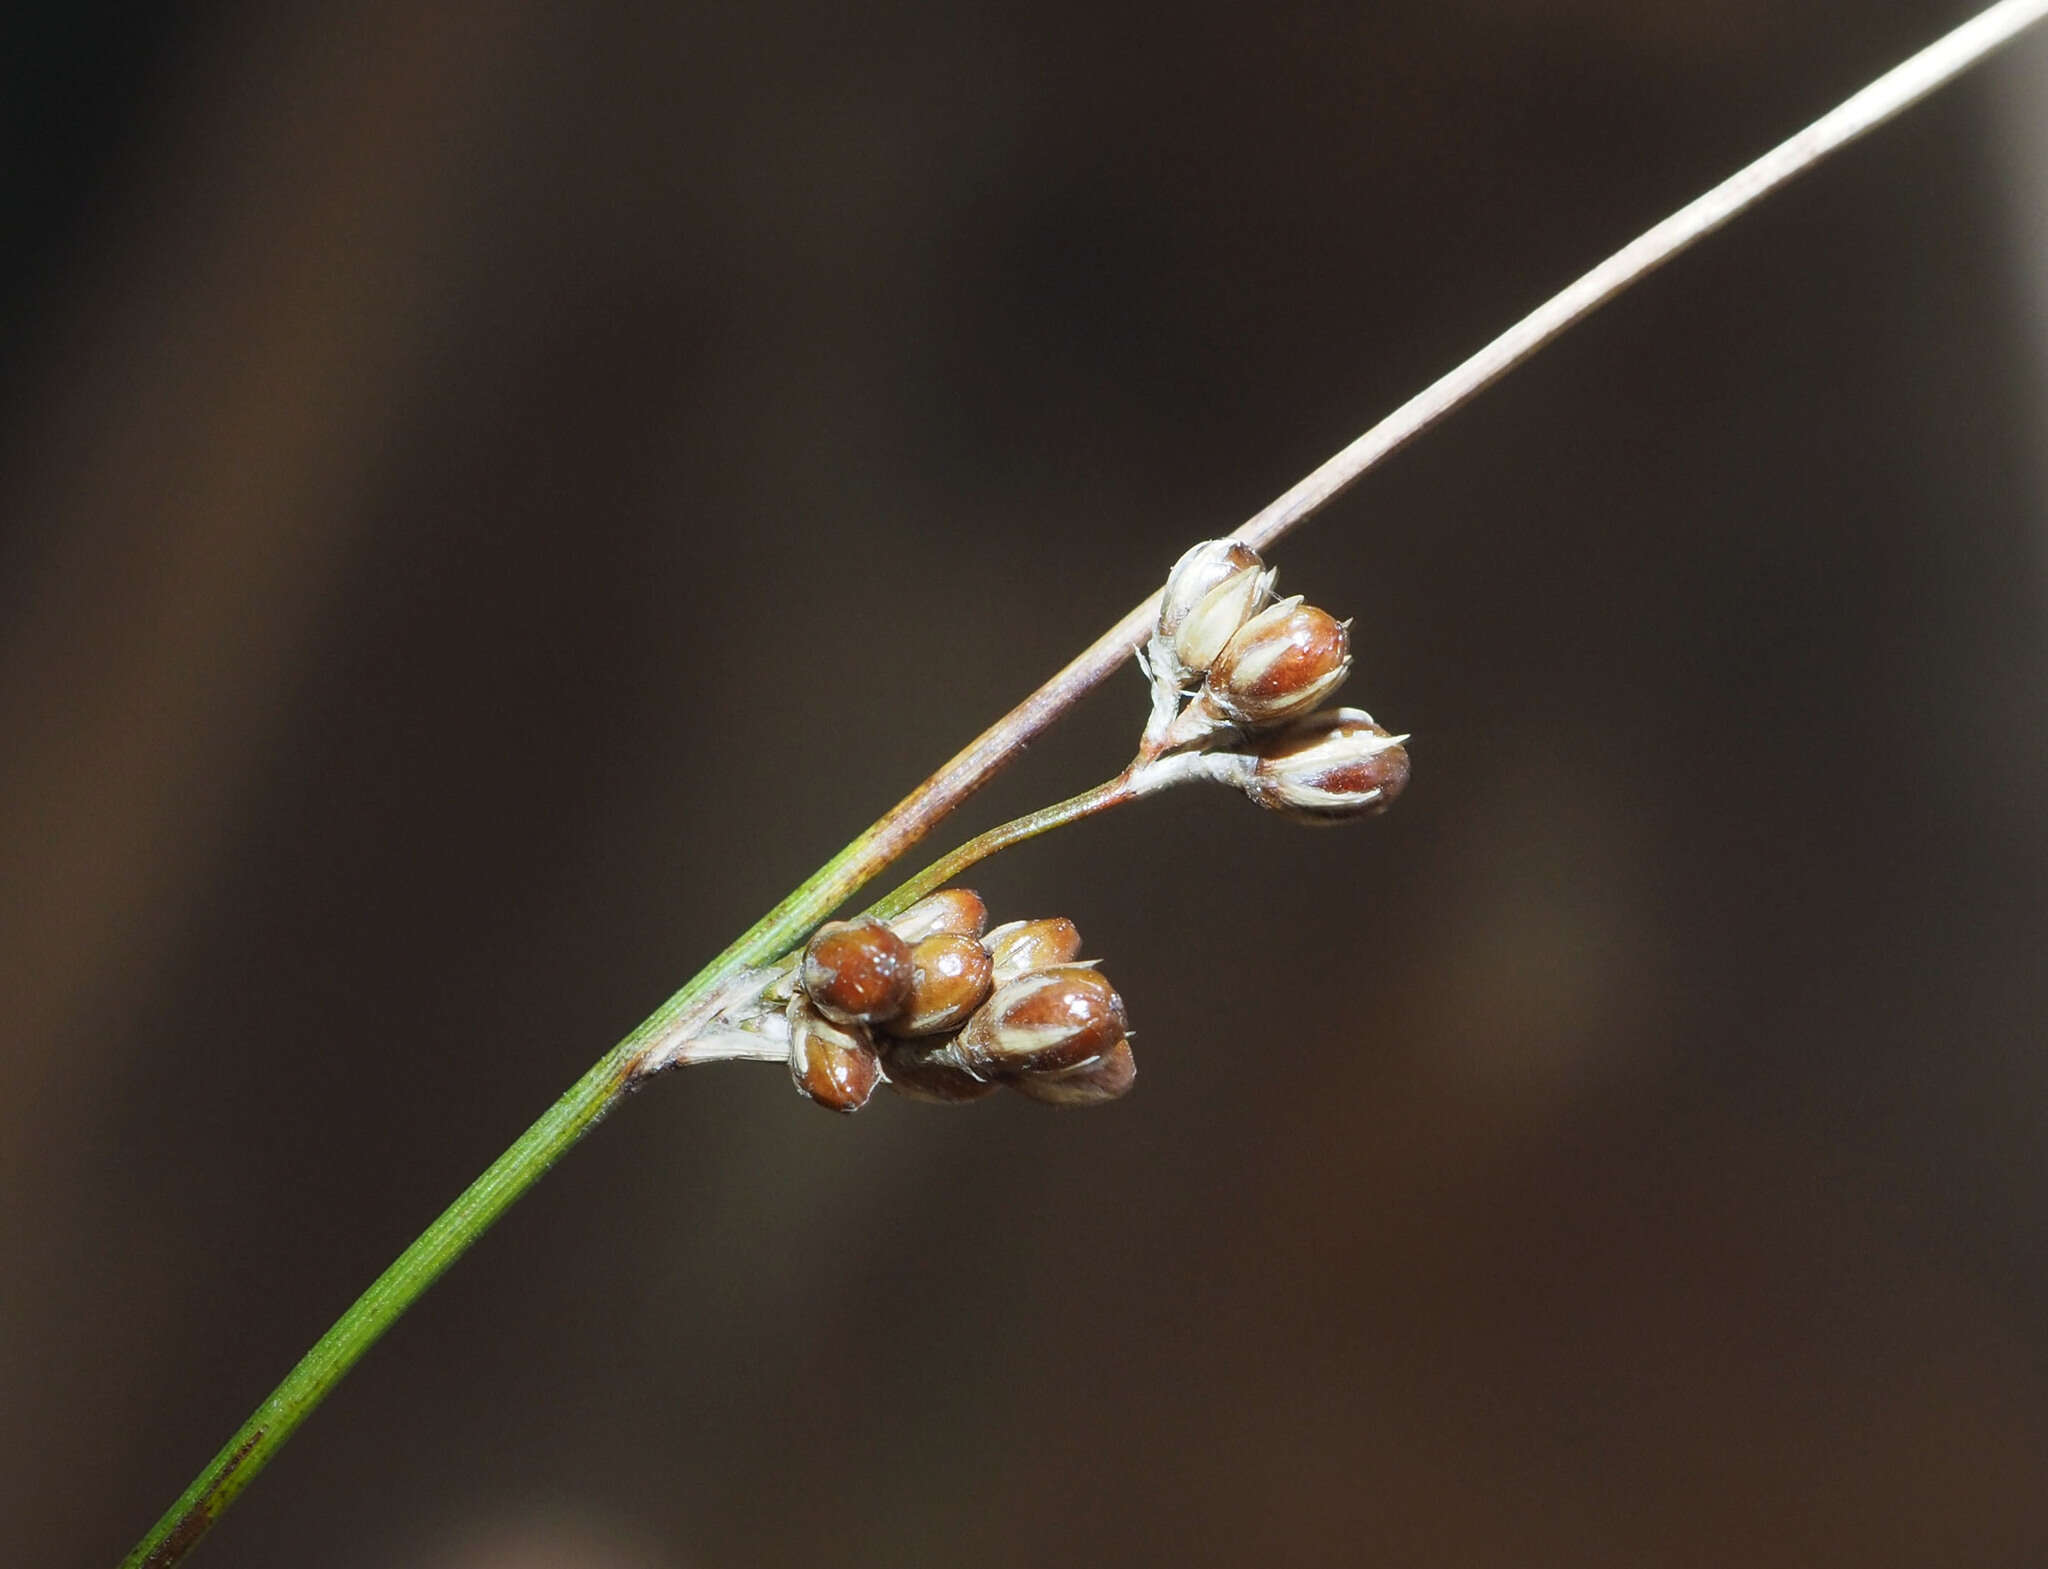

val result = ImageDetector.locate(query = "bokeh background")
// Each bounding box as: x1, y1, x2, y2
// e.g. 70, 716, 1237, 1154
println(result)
8, 2, 2048, 1564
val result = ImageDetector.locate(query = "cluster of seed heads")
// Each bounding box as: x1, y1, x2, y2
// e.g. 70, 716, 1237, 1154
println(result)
784, 888, 1132, 1114
1144, 537, 1410, 824
701, 538, 1408, 1114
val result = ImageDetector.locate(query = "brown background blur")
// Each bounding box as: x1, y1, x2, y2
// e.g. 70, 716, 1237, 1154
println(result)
8, 3, 2048, 1565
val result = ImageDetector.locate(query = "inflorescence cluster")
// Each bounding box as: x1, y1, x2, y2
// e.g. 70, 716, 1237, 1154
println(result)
783, 890, 1131, 1113
698, 536, 1408, 1113
1138, 536, 1411, 822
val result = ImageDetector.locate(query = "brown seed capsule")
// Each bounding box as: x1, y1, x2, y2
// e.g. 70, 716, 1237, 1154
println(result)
787, 996, 881, 1113
886, 887, 988, 943
879, 1034, 997, 1103
802, 916, 913, 1026
1011, 1039, 1137, 1107
983, 916, 1085, 984
889, 932, 995, 1037
956, 966, 1128, 1079
1157, 538, 1263, 645
1243, 707, 1410, 826
1205, 596, 1352, 727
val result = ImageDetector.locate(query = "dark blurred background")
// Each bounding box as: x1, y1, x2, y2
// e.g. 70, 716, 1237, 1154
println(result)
7, 2, 2048, 1564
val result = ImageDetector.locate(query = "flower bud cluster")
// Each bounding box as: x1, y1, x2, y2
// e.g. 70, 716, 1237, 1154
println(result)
1145, 537, 1410, 825
786, 890, 1135, 1113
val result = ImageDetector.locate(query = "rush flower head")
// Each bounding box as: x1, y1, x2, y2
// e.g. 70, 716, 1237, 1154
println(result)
1010, 1038, 1137, 1106
786, 995, 881, 1113
886, 887, 988, 943
1204, 596, 1353, 728
955, 965, 1128, 1080
888, 932, 995, 1037
801, 916, 913, 1027
1157, 538, 1262, 646
982, 916, 1085, 984
1152, 538, 1274, 689
1242, 707, 1411, 825
878, 1033, 997, 1103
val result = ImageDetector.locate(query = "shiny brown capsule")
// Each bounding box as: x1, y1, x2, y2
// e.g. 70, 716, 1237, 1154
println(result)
956, 966, 1128, 1079
1205, 596, 1352, 727
886, 887, 988, 943
1243, 707, 1410, 825
983, 916, 1084, 983
1011, 1039, 1137, 1107
879, 1034, 997, 1104
889, 932, 995, 1037
802, 916, 913, 1026
787, 996, 881, 1113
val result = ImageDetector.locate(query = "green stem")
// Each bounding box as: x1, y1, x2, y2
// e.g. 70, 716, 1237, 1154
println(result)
118, 1043, 636, 1569
122, 769, 1155, 1569
118, 812, 992, 1568
864, 773, 1137, 922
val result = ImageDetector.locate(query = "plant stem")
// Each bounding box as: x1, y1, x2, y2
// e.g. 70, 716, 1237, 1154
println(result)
865, 774, 1139, 923
865, 749, 1239, 925
115, 799, 993, 1568
117, 1046, 634, 1569
1229, 0, 2048, 552
123, 770, 1168, 1569
119, 4, 2048, 1562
